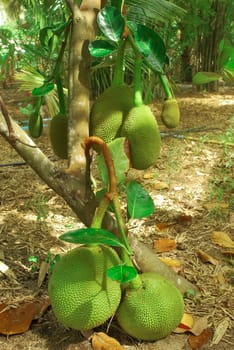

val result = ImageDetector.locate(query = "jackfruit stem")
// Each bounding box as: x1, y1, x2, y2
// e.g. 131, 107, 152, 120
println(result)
133, 57, 143, 107
159, 74, 173, 99
112, 39, 126, 87
128, 273, 142, 289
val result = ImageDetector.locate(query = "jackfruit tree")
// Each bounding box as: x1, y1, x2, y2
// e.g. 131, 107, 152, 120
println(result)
0, 0, 199, 340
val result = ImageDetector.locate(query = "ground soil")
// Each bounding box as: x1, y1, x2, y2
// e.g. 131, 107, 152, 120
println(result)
0, 85, 234, 350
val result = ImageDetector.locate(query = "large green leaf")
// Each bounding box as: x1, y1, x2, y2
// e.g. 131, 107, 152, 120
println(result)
97, 137, 130, 186
89, 40, 116, 58
127, 180, 155, 219
131, 23, 167, 74
97, 6, 125, 42
59, 227, 126, 249
107, 265, 138, 283
192, 72, 221, 85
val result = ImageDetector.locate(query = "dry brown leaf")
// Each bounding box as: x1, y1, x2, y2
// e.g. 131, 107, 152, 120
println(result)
188, 329, 212, 349
156, 222, 175, 232
176, 214, 193, 224
221, 249, 234, 255
203, 202, 229, 210
197, 249, 219, 265
211, 231, 234, 249
154, 238, 176, 252
90, 332, 124, 350
0, 298, 50, 335
190, 316, 209, 336
174, 313, 194, 333
159, 257, 181, 268
37, 260, 49, 287
153, 181, 169, 190
211, 317, 230, 346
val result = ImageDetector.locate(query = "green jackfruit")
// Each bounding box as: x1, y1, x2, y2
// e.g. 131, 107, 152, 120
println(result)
50, 114, 68, 159
48, 245, 121, 331
28, 113, 43, 138
160, 98, 180, 128
116, 272, 184, 341
90, 85, 134, 143
120, 105, 161, 170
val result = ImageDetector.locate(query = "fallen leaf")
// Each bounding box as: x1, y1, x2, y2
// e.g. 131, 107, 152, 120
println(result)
0, 298, 50, 335
190, 316, 209, 336
153, 181, 169, 190
176, 215, 193, 224
159, 257, 181, 268
154, 238, 176, 252
197, 249, 219, 265
174, 313, 194, 333
203, 202, 229, 210
211, 231, 234, 249
156, 222, 175, 232
211, 317, 230, 346
37, 261, 49, 287
90, 332, 124, 350
188, 329, 212, 349
221, 249, 234, 255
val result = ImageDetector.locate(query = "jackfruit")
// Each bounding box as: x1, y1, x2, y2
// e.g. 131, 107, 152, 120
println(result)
50, 113, 68, 159
90, 85, 134, 143
28, 113, 43, 138
48, 245, 121, 331
160, 98, 180, 128
120, 105, 161, 170
116, 272, 184, 341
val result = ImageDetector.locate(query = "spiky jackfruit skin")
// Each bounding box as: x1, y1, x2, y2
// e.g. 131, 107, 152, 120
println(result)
160, 98, 180, 128
89, 85, 134, 143
120, 105, 161, 170
49, 114, 68, 159
48, 245, 121, 331
116, 272, 184, 341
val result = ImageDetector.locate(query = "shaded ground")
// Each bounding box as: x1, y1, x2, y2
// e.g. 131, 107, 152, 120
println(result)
0, 85, 234, 349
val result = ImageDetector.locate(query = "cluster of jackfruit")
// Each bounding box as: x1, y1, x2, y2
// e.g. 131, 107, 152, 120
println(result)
90, 85, 161, 170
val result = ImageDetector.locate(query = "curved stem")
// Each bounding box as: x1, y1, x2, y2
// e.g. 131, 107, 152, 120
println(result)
159, 74, 173, 99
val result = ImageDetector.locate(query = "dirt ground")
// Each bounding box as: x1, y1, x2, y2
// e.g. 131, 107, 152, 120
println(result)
0, 85, 234, 350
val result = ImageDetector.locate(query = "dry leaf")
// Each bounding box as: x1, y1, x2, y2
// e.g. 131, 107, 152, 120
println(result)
221, 249, 234, 255
203, 202, 229, 210
156, 222, 175, 232
197, 249, 219, 265
159, 257, 181, 268
153, 181, 169, 190
90, 332, 124, 350
211, 231, 234, 249
37, 260, 49, 287
154, 238, 176, 252
0, 298, 50, 335
188, 329, 212, 349
211, 317, 230, 346
176, 215, 193, 224
0, 260, 18, 281
174, 313, 194, 333
190, 316, 209, 336
213, 272, 226, 285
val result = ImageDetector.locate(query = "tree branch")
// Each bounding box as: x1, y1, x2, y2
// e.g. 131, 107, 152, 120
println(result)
0, 111, 96, 226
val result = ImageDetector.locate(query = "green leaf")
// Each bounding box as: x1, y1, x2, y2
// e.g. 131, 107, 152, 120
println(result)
20, 104, 34, 116
97, 6, 125, 42
132, 23, 167, 74
39, 27, 54, 49
28, 113, 43, 138
192, 72, 221, 85
97, 137, 130, 186
127, 180, 155, 219
106, 264, 138, 283
89, 40, 116, 58
32, 82, 54, 96
59, 227, 126, 249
